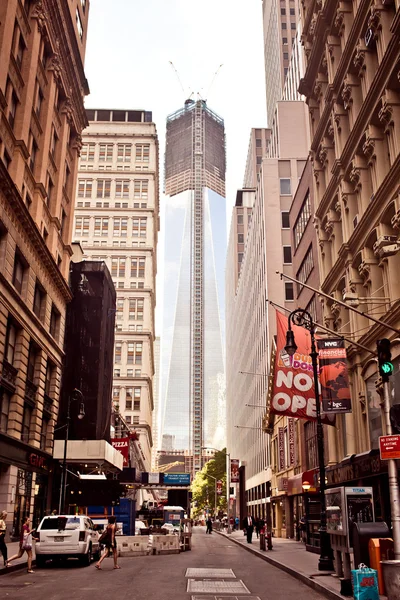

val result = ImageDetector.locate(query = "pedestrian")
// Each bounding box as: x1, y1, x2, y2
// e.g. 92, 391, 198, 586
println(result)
0, 511, 8, 566
206, 516, 213, 534
6, 516, 35, 573
235, 516, 239, 531
242, 513, 254, 544
95, 515, 120, 570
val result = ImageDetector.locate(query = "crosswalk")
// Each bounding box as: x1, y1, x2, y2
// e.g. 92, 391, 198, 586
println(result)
184, 567, 261, 599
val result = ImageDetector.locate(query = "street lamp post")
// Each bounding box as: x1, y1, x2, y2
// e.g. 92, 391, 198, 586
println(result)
58, 389, 85, 514
285, 309, 334, 571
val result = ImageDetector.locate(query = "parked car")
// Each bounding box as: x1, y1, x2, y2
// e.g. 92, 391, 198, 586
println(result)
35, 515, 100, 567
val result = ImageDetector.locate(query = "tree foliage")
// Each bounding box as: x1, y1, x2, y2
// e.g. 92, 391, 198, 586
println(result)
191, 449, 227, 517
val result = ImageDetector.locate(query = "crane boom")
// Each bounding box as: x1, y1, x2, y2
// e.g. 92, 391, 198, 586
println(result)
169, 61, 185, 94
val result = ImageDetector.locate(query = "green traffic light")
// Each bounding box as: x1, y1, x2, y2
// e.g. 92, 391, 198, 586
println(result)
382, 362, 394, 375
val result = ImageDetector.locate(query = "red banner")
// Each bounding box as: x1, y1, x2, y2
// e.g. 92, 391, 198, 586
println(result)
216, 480, 223, 495
230, 459, 239, 483
111, 437, 130, 467
270, 311, 335, 425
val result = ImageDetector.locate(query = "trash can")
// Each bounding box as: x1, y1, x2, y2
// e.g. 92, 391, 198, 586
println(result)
352, 522, 390, 569
260, 532, 266, 551
369, 538, 394, 595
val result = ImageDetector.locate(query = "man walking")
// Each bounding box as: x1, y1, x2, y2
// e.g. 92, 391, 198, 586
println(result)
242, 514, 254, 544
206, 516, 213, 534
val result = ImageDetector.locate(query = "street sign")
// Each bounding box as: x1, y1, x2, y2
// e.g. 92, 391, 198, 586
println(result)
379, 435, 400, 460
163, 473, 191, 485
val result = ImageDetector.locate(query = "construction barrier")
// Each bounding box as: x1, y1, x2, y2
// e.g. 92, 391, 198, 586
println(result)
119, 536, 150, 557
149, 533, 180, 555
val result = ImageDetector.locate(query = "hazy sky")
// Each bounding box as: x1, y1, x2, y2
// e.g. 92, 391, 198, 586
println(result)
84, 0, 267, 205
84, 0, 267, 333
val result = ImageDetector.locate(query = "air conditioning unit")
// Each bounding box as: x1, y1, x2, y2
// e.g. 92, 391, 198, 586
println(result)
373, 235, 399, 254
342, 289, 360, 306
365, 28, 375, 48
353, 214, 359, 228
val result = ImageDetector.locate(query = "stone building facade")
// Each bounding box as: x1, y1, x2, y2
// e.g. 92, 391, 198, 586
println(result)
299, 0, 400, 521
73, 108, 159, 472
0, 0, 89, 536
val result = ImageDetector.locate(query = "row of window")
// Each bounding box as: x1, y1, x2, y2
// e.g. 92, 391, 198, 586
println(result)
113, 387, 141, 411
111, 257, 146, 278
80, 143, 150, 163
114, 341, 143, 365
296, 246, 314, 293
78, 178, 149, 199
1, 319, 55, 450
116, 297, 145, 319
76, 201, 148, 209
75, 216, 147, 237
293, 192, 312, 249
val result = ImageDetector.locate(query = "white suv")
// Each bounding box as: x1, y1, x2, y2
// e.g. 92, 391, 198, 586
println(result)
35, 515, 100, 567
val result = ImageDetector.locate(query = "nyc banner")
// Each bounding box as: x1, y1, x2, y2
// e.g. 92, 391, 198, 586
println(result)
230, 459, 239, 483
317, 338, 352, 413
270, 311, 335, 425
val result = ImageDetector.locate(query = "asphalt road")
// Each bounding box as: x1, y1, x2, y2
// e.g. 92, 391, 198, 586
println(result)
2, 528, 327, 600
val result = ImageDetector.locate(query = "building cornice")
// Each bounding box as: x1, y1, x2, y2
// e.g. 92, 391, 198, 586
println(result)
0, 162, 72, 302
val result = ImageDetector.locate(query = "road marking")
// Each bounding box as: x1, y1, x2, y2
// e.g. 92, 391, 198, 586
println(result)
187, 580, 250, 594
186, 568, 236, 578
191, 597, 261, 600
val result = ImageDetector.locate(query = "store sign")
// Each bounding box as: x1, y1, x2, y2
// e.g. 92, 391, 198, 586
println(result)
230, 459, 239, 483
288, 418, 296, 465
216, 480, 222, 495
379, 435, 400, 460
111, 437, 130, 467
28, 453, 49, 471
278, 427, 285, 472
270, 312, 335, 425
317, 339, 352, 413
277, 477, 288, 491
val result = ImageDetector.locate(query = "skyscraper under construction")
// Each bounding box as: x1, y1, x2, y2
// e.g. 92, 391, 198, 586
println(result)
160, 99, 226, 475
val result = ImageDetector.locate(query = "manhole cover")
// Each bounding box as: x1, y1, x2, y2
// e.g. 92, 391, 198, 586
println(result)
186, 568, 236, 578
187, 580, 250, 594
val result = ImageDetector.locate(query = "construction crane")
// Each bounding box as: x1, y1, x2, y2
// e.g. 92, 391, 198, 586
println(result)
169, 61, 188, 96
158, 461, 186, 473
204, 63, 224, 101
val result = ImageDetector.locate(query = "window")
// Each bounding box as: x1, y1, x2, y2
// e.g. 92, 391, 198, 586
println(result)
94, 217, 108, 236
128, 298, 144, 320
22, 403, 32, 442
33, 281, 45, 320
5, 321, 17, 364
35, 83, 43, 119
96, 179, 111, 198
135, 144, 150, 162
45, 361, 54, 396
283, 246, 292, 264
127, 342, 142, 365
293, 192, 312, 249
134, 180, 148, 198
281, 8, 286, 14
111, 257, 126, 277
29, 134, 38, 172
291, 22, 296, 29
297, 246, 314, 292
285, 282, 294, 301
280, 178, 291, 195
15, 29, 25, 69
283, 52, 289, 60
40, 417, 49, 450
132, 218, 147, 238
49, 304, 60, 339
13, 250, 26, 294
78, 179, 92, 198
281, 212, 290, 228
237, 214, 243, 225
117, 143, 131, 162
0, 390, 10, 433
99, 143, 113, 162
305, 421, 318, 469
46, 174, 54, 206
75, 216, 90, 236
282, 22, 287, 29
76, 8, 83, 39
134, 387, 141, 410
27, 343, 37, 382
114, 369, 120, 377
283, 37, 288, 44
306, 295, 318, 322
115, 342, 122, 364
8, 85, 18, 130
131, 257, 145, 278
238, 234, 244, 244
81, 143, 95, 161
132, 416, 139, 426
116, 180, 130, 198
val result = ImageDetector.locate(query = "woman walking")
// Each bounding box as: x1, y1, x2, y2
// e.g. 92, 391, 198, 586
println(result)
95, 516, 120, 570
0, 511, 8, 566
6, 516, 35, 573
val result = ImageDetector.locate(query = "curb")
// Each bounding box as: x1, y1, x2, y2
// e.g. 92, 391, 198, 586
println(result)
215, 531, 342, 600
0, 560, 36, 576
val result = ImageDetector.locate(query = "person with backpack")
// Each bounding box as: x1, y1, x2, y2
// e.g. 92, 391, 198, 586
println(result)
95, 516, 120, 570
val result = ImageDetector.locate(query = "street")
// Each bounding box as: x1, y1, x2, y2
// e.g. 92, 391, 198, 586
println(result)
2, 528, 327, 600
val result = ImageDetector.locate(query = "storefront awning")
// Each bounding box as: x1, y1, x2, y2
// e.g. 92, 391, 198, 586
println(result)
287, 468, 319, 496
53, 440, 123, 472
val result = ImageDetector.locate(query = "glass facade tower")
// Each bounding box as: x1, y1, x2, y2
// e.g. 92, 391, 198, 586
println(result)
161, 100, 226, 474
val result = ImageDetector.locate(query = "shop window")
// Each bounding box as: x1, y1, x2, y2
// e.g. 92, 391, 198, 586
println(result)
0, 390, 11, 432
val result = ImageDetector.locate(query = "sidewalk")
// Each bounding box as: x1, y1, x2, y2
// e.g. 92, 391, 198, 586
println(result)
215, 529, 387, 600
0, 540, 36, 575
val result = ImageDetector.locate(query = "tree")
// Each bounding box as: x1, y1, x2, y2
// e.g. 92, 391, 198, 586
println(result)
191, 449, 227, 516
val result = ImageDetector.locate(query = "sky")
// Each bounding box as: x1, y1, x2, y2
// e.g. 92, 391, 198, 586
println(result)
83, 0, 267, 332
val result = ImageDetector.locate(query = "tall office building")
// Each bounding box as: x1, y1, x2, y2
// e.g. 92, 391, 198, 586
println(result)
73, 108, 159, 472
160, 99, 226, 474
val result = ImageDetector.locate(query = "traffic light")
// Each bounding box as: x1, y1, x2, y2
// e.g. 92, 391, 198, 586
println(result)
377, 338, 394, 382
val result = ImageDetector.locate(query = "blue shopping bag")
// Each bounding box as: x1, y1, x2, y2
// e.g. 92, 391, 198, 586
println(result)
351, 564, 379, 600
